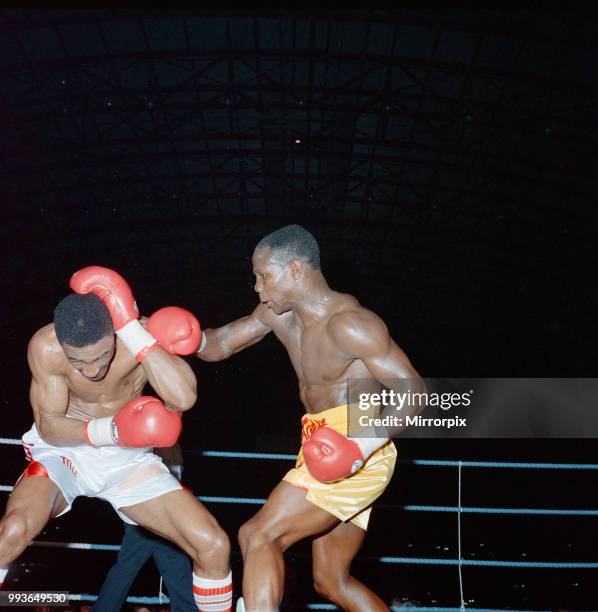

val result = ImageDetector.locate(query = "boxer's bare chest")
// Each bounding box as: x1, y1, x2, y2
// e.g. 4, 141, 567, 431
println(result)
64, 346, 146, 419
272, 312, 365, 385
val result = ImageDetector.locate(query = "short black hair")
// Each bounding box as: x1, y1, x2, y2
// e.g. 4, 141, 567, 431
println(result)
53, 293, 114, 347
255, 224, 320, 270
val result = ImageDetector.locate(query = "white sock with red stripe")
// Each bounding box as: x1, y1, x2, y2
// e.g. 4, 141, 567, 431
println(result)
193, 570, 233, 611
0, 567, 8, 590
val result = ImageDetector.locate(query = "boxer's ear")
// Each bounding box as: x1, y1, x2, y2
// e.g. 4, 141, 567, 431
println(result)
289, 259, 304, 281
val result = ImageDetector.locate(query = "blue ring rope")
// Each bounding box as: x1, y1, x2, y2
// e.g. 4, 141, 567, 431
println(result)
402, 505, 598, 516
4, 437, 598, 470
412, 459, 598, 470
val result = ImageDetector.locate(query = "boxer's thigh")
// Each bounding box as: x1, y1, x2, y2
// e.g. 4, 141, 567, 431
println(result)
4, 473, 68, 536
312, 519, 366, 577
119, 488, 225, 558
240, 480, 340, 552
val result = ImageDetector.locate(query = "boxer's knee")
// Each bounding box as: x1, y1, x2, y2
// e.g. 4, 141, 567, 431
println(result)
0, 511, 34, 562
190, 524, 230, 569
1, 511, 29, 543
237, 520, 253, 554
312, 567, 344, 602
238, 520, 280, 557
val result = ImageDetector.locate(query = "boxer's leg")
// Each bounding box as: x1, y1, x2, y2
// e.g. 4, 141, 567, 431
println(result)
237, 481, 339, 611
312, 520, 388, 611
120, 488, 231, 610
120, 488, 229, 576
0, 472, 68, 568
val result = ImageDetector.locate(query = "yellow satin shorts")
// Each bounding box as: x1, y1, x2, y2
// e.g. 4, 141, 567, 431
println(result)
283, 405, 397, 530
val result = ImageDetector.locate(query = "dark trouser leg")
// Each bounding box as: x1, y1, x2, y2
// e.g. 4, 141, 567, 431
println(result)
93, 524, 156, 612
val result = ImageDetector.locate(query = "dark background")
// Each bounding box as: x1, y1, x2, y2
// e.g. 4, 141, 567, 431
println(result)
0, 9, 597, 610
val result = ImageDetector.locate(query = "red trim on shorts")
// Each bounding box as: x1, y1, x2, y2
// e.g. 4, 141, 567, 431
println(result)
300, 415, 327, 442
15, 460, 49, 487
60, 456, 78, 477
22, 441, 33, 462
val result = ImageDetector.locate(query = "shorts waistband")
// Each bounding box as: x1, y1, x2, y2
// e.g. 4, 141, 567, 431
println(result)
300, 405, 350, 441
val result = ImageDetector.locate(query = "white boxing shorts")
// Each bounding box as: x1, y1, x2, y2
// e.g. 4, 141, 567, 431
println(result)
21, 424, 182, 524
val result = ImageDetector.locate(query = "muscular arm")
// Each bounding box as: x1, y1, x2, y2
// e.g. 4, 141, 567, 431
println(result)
330, 310, 426, 436
195, 304, 272, 362
138, 317, 197, 411
28, 332, 85, 447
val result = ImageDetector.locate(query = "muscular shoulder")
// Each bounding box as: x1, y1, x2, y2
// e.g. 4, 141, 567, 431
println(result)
27, 324, 67, 375
328, 302, 390, 357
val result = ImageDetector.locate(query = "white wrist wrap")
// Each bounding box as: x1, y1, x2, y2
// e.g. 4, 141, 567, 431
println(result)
116, 319, 157, 360
86, 417, 118, 447
353, 426, 388, 459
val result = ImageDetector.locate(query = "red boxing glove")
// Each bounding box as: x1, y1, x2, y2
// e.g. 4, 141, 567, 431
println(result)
114, 397, 182, 447
84, 396, 182, 448
302, 426, 365, 483
70, 265, 138, 331
70, 266, 157, 361
147, 306, 202, 355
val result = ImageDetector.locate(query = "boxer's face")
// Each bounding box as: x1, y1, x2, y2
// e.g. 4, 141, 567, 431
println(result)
252, 247, 295, 315
62, 334, 116, 381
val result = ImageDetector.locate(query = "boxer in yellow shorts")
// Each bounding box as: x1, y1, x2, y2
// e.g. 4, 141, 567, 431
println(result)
284, 406, 397, 531
196, 225, 424, 611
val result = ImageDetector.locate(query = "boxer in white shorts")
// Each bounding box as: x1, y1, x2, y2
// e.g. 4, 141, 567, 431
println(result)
20, 424, 178, 525
0, 267, 233, 611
